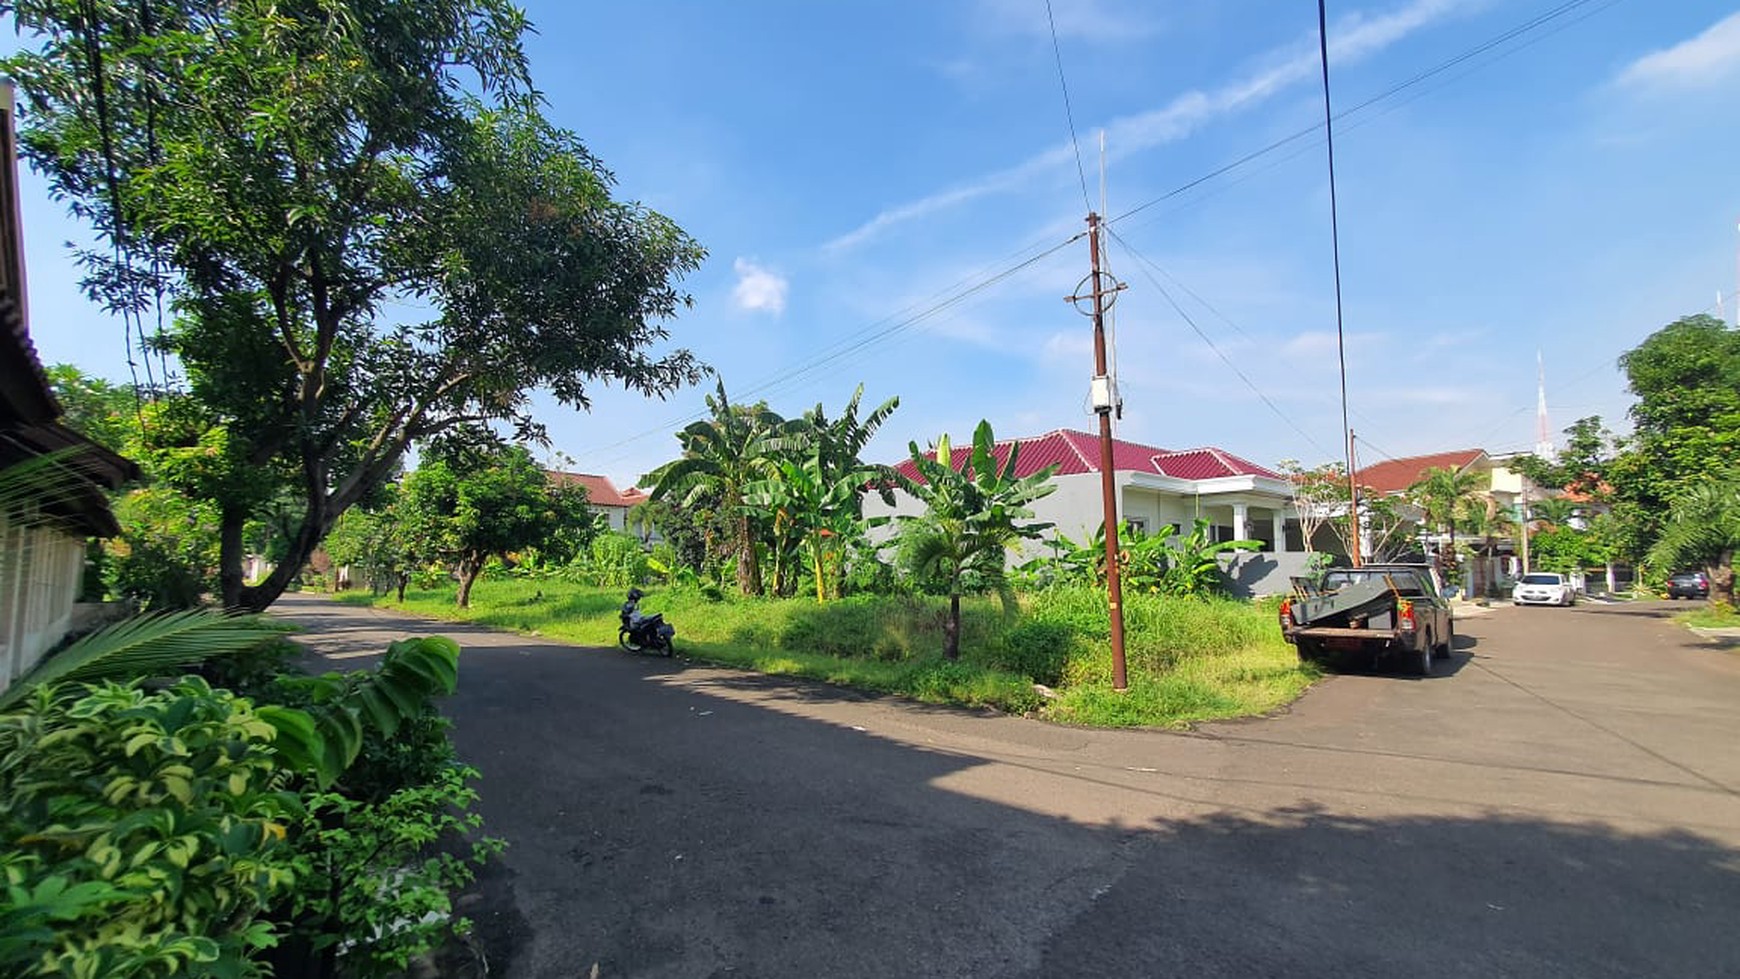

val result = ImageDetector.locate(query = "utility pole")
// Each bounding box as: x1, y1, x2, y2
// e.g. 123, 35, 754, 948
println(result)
1519, 482, 1531, 574
1346, 430, 1362, 567
1069, 213, 1129, 690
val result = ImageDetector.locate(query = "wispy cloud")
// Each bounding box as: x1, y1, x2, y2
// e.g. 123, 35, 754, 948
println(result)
1616, 11, 1740, 91
731, 258, 789, 315
972, 0, 1162, 43
825, 0, 1469, 253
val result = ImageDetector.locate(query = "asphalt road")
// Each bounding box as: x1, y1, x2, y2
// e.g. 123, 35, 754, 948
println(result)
277, 594, 1740, 978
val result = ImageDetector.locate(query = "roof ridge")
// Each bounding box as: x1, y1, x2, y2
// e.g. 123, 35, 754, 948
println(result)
1060, 429, 1098, 472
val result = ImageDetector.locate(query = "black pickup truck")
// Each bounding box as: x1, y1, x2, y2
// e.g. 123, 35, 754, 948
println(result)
1278, 563, 1454, 676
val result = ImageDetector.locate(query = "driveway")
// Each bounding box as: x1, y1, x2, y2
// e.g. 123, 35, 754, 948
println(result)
276, 594, 1740, 978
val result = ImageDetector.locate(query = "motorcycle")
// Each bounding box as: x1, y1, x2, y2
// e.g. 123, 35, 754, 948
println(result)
618, 587, 676, 656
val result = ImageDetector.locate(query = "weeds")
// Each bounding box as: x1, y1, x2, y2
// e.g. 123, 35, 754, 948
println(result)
337, 581, 1313, 727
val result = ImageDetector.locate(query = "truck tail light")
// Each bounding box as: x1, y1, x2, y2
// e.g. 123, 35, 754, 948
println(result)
1397, 599, 1416, 632
1278, 598, 1292, 629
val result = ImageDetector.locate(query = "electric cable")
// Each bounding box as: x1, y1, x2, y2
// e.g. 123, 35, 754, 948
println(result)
1107, 227, 1336, 460
574, 232, 1084, 467
1045, 0, 1094, 212
1105, 0, 1612, 229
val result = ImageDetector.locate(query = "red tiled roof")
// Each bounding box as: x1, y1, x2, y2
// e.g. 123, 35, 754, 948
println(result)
888, 429, 1279, 483
546, 471, 645, 508
1355, 449, 1486, 496
1152, 447, 1282, 481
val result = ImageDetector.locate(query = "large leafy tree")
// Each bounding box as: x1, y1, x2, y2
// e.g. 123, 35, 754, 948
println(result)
1609, 315, 1740, 558
891, 421, 1057, 660
399, 442, 592, 608
1647, 476, 1739, 609
5, 0, 704, 611
643, 381, 794, 596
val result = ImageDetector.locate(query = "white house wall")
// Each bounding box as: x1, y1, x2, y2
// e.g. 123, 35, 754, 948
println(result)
0, 516, 87, 694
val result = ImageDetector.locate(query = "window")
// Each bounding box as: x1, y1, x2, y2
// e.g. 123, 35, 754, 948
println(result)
1126, 518, 1147, 535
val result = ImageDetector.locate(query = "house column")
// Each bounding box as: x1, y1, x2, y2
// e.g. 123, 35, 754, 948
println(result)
1272, 511, 1287, 553
1232, 502, 1248, 543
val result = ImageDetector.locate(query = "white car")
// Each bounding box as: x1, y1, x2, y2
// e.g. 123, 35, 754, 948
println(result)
1513, 572, 1574, 607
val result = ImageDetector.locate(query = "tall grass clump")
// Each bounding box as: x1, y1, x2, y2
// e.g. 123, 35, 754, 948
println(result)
339, 577, 1314, 727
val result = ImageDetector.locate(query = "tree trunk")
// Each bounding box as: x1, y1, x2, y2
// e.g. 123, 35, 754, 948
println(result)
457, 558, 482, 608
218, 505, 248, 610
237, 509, 327, 612
944, 592, 961, 661
1710, 549, 1736, 608
736, 513, 762, 596
812, 537, 826, 603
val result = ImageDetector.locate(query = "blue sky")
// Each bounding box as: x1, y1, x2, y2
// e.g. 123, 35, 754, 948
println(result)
12, 0, 1740, 487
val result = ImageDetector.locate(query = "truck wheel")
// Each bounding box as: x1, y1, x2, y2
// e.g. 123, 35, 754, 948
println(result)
1433, 623, 1453, 660
1412, 640, 1433, 678
1296, 638, 1322, 665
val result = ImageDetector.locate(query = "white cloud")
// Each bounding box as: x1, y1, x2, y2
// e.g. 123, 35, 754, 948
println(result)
825, 0, 1469, 252
973, 0, 1161, 43
1616, 11, 1740, 91
731, 258, 789, 315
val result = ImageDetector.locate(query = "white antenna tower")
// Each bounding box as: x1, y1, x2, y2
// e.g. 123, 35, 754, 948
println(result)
1534, 350, 1554, 459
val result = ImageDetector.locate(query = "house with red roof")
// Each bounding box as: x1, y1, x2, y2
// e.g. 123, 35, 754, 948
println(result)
868, 428, 1310, 595
546, 471, 648, 535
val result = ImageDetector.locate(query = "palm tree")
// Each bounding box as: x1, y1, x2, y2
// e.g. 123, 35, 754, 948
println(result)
643, 381, 794, 596
1409, 465, 1488, 580
1457, 496, 1516, 597
1648, 476, 1739, 608
1526, 495, 1580, 529
892, 421, 1058, 660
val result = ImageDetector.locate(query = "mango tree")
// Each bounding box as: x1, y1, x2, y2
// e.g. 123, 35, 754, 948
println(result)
400, 442, 593, 608
5, 0, 704, 612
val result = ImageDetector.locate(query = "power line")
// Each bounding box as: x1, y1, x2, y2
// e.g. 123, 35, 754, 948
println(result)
1045, 0, 1094, 212
1107, 227, 1337, 460
574, 233, 1085, 468
1105, 0, 1613, 229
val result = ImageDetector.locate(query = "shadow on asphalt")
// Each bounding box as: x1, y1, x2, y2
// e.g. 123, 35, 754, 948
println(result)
448, 630, 1740, 978
276, 596, 1740, 977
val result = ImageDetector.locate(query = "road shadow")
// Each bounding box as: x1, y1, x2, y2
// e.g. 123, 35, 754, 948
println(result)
1013, 805, 1740, 979
441, 631, 1740, 978
276, 595, 1740, 978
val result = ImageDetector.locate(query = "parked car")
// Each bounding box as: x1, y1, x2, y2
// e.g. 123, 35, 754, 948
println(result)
1513, 572, 1574, 607
1666, 571, 1710, 600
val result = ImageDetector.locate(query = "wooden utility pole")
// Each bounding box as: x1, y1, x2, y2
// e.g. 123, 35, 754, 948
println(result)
1072, 213, 1129, 690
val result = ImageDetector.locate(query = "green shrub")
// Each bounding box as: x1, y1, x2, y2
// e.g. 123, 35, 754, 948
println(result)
0, 678, 301, 978
991, 620, 1075, 686
584, 532, 648, 588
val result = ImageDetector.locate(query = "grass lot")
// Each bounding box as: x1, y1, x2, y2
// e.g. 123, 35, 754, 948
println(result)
335, 579, 1315, 728
1676, 602, 1739, 630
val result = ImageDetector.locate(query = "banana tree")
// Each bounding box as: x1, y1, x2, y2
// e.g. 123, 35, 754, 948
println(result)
745, 451, 891, 603
890, 421, 1057, 660
644, 381, 798, 596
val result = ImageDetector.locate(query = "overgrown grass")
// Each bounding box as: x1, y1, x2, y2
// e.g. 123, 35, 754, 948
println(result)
336, 580, 1314, 727
1677, 602, 1740, 630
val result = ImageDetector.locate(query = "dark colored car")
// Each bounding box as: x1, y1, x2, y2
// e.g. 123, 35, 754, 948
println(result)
1667, 571, 1710, 600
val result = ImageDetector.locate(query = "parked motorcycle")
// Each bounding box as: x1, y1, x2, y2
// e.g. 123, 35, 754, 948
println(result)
618, 588, 676, 656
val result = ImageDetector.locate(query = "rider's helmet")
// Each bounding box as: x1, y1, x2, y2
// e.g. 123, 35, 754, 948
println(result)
626, 587, 644, 601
